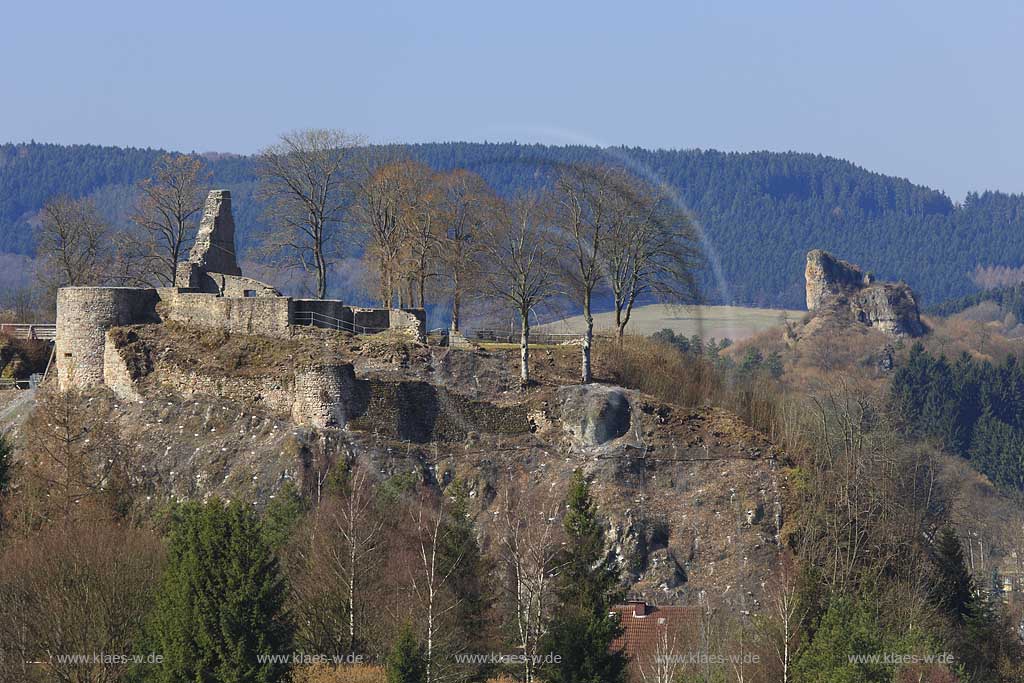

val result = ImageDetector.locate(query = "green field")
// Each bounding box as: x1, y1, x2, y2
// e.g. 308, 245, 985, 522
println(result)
536, 304, 804, 342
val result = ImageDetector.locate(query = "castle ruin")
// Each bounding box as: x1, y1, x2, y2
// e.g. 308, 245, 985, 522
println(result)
56, 189, 426, 394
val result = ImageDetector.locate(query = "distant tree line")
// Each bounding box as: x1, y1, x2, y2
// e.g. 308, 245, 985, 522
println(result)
27, 130, 703, 386
928, 281, 1024, 321
5, 142, 1024, 311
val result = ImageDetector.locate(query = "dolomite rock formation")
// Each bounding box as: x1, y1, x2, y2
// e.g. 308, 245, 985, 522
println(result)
189, 189, 242, 276
804, 249, 924, 337
558, 384, 632, 446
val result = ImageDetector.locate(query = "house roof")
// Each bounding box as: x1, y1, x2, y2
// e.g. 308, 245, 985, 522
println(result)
611, 602, 702, 660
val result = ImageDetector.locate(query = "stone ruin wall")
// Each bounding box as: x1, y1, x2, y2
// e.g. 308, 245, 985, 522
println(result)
55, 188, 427, 396
291, 364, 356, 428
175, 263, 280, 298
56, 287, 161, 390
158, 290, 294, 338
388, 308, 428, 342
106, 346, 354, 429
346, 379, 530, 442
102, 338, 523, 436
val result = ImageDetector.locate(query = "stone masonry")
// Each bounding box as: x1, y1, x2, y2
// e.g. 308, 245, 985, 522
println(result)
188, 189, 241, 276
56, 189, 427, 393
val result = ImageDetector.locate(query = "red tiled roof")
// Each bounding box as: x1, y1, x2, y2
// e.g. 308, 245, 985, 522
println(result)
611, 603, 702, 660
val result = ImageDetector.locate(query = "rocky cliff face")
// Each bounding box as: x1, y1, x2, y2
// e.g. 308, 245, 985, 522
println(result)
805, 249, 924, 337
75, 321, 786, 614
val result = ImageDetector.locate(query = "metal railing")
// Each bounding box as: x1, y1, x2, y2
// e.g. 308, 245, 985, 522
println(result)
471, 329, 588, 345
0, 374, 42, 390
0, 323, 56, 341
291, 311, 386, 335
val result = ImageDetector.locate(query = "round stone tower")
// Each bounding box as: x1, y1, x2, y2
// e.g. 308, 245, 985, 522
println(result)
56, 287, 160, 390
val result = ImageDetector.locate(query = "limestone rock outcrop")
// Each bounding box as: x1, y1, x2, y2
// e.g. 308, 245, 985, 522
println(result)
804, 249, 924, 337
558, 384, 632, 446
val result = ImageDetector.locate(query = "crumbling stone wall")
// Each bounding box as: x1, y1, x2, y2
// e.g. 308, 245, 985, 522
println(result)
347, 379, 530, 442
388, 308, 427, 342
186, 189, 241, 277
176, 264, 280, 298
56, 287, 161, 390
102, 332, 141, 401
292, 364, 356, 428
159, 291, 293, 338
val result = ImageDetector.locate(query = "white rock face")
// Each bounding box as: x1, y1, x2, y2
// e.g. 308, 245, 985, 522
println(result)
804, 249, 924, 337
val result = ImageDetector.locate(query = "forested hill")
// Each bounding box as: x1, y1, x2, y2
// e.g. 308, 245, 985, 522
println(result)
3, 140, 1024, 309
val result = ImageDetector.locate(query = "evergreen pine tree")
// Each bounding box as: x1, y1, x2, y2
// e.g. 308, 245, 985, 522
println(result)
387, 623, 426, 683
930, 527, 975, 623
439, 481, 492, 655
541, 470, 627, 683
142, 500, 293, 683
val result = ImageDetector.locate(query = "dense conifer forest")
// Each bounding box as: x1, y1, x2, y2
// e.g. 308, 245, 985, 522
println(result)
892, 344, 1024, 492
3, 141, 1024, 308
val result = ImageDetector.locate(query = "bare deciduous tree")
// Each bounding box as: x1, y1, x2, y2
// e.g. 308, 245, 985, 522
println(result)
604, 177, 701, 340
130, 153, 209, 285
398, 163, 444, 309
498, 473, 566, 683
325, 464, 385, 653
352, 157, 410, 307
437, 169, 490, 333
478, 192, 560, 384
553, 164, 617, 383
0, 521, 164, 683
257, 129, 362, 299
754, 552, 804, 683
20, 389, 132, 526
35, 196, 112, 299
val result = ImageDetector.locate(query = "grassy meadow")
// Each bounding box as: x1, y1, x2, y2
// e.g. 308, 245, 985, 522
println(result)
536, 303, 803, 342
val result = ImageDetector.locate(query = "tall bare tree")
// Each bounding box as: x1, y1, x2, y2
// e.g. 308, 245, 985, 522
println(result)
325, 464, 385, 653
437, 169, 490, 333
755, 552, 805, 683
0, 522, 165, 683
130, 153, 209, 285
35, 196, 112, 298
604, 177, 701, 340
498, 473, 566, 683
478, 192, 560, 384
20, 388, 132, 526
553, 164, 616, 383
257, 129, 362, 298
398, 163, 444, 309
352, 156, 410, 307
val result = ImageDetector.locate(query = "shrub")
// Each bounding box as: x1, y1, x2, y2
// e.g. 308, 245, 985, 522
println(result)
292, 664, 387, 683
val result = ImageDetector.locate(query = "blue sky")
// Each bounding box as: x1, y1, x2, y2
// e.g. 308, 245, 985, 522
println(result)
2, 0, 1021, 200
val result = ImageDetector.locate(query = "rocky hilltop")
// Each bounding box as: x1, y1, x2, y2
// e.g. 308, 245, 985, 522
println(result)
804, 249, 925, 337
72, 321, 788, 614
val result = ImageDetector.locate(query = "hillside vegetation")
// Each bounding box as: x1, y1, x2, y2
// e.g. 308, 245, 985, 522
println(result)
4, 141, 1024, 308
